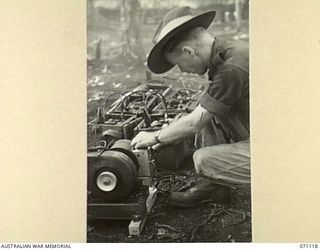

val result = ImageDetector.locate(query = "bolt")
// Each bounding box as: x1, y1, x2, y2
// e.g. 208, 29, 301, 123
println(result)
103, 180, 111, 185
132, 215, 141, 222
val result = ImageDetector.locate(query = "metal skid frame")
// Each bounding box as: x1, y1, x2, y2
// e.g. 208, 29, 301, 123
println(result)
88, 186, 157, 236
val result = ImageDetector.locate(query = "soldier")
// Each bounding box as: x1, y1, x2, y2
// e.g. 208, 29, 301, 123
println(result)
131, 6, 250, 207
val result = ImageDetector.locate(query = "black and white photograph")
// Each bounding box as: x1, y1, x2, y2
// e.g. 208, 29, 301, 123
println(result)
86, 0, 250, 243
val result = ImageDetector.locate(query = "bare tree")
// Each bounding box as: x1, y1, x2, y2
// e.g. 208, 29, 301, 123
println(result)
120, 0, 145, 62
234, 0, 244, 32
120, 0, 130, 56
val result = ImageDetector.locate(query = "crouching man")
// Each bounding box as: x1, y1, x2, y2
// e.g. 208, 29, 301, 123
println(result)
131, 6, 250, 208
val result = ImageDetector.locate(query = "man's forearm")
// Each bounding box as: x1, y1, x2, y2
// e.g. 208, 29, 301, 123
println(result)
157, 104, 214, 144
156, 114, 198, 144
131, 105, 214, 149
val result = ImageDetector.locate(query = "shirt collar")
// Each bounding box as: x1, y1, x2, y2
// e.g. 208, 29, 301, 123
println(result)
208, 38, 227, 77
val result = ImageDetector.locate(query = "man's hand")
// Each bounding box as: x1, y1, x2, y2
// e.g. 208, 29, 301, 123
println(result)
131, 131, 158, 149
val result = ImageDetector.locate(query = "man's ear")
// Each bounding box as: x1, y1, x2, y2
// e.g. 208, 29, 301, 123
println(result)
181, 46, 195, 56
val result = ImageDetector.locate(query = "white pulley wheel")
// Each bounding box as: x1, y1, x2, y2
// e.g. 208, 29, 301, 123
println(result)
96, 171, 117, 192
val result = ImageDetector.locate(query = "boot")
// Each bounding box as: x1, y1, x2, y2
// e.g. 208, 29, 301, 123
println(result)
168, 181, 231, 208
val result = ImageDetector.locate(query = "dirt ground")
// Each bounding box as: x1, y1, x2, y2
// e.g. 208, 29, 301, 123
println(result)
87, 16, 250, 242
88, 192, 251, 243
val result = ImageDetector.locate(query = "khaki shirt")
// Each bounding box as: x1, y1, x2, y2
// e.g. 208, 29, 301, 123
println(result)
199, 38, 249, 143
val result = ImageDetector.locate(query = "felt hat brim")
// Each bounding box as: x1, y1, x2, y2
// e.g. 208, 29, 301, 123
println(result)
147, 10, 216, 74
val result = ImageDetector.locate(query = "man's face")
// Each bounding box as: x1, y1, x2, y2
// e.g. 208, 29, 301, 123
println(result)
165, 46, 208, 75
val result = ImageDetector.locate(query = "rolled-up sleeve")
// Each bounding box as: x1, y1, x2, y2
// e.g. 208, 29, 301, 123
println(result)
200, 64, 247, 115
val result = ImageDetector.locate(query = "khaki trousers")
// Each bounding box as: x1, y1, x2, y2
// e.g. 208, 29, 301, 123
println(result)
194, 122, 250, 186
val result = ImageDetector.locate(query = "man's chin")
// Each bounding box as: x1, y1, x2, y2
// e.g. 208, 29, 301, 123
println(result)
187, 68, 207, 76
197, 69, 208, 75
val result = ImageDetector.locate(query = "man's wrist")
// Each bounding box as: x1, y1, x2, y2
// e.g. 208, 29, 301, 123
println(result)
154, 130, 163, 144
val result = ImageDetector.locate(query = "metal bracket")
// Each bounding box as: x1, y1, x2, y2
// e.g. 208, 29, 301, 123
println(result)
128, 186, 158, 236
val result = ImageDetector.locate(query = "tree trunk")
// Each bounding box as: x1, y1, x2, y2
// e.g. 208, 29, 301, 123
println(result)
120, 0, 130, 56
235, 0, 243, 32
128, 0, 145, 62
120, 0, 145, 63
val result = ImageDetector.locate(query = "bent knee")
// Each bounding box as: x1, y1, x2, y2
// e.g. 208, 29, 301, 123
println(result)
193, 145, 228, 175
193, 148, 210, 174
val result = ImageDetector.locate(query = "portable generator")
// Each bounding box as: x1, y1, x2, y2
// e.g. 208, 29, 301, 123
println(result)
87, 80, 202, 235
